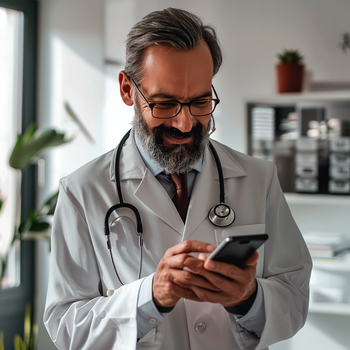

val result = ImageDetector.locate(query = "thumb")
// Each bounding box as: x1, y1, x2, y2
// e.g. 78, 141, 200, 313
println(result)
245, 251, 259, 266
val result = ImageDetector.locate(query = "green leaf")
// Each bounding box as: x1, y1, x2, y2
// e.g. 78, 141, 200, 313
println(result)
17, 217, 26, 235
23, 124, 36, 143
0, 198, 4, 213
24, 304, 31, 347
9, 125, 71, 171
0, 332, 4, 350
14, 335, 26, 350
277, 49, 303, 64
0, 256, 7, 285
29, 211, 36, 224
40, 190, 59, 216
28, 221, 50, 232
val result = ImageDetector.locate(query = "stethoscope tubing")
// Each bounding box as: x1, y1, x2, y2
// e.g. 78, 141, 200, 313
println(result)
104, 129, 235, 285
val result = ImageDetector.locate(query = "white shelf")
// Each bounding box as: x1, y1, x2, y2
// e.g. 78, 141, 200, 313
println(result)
284, 193, 350, 206
309, 302, 350, 315
313, 260, 350, 272
246, 91, 350, 104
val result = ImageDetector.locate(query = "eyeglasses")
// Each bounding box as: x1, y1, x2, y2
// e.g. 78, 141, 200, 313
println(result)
130, 77, 220, 119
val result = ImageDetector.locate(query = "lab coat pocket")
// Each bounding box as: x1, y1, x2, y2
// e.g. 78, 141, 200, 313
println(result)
214, 223, 266, 278
137, 328, 156, 348
214, 223, 266, 246
137, 322, 165, 350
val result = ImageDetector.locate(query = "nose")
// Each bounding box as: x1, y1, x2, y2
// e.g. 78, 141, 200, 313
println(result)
170, 106, 196, 133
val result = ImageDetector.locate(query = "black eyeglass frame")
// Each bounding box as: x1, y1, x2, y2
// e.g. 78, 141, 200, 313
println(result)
129, 77, 220, 119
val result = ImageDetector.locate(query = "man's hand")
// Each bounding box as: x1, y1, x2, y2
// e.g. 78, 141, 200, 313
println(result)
152, 240, 218, 308
173, 250, 259, 308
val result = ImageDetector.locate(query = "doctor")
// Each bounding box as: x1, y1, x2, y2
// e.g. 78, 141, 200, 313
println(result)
44, 7, 312, 350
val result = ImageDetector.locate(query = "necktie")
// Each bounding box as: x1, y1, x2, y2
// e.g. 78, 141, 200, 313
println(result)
167, 172, 189, 222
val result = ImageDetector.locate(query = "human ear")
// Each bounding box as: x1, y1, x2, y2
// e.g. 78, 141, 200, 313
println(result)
119, 71, 134, 106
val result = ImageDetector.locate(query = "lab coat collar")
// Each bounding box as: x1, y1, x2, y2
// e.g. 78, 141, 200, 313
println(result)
109, 132, 146, 182
109, 134, 247, 236
109, 133, 185, 234
109, 135, 247, 182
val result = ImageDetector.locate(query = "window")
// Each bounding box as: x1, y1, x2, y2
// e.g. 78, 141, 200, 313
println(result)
0, 6, 24, 288
0, 1, 37, 348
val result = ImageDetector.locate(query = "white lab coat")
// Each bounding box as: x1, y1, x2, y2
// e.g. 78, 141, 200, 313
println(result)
44, 135, 312, 350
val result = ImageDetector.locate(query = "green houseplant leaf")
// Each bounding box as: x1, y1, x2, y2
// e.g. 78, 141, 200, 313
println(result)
277, 49, 303, 64
0, 332, 4, 350
40, 190, 59, 216
23, 304, 31, 349
14, 335, 26, 350
9, 124, 71, 172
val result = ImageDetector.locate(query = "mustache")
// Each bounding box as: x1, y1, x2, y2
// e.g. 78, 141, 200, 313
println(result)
153, 123, 203, 140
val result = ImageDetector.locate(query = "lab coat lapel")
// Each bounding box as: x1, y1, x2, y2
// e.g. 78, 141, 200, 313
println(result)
183, 141, 247, 241
134, 170, 184, 235
110, 133, 184, 236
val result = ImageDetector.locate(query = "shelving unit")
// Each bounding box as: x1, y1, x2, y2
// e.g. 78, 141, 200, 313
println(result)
246, 91, 350, 104
247, 93, 350, 317
284, 192, 350, 206
285, 190, 350, 317
312, 260, 350, 272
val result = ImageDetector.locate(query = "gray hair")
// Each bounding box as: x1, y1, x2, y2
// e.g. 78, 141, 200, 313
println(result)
124, 7, 222, 84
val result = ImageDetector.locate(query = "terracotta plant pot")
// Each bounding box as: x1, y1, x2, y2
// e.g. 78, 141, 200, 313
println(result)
276, 63, 304, 93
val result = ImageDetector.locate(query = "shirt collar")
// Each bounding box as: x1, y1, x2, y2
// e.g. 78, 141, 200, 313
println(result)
133, 131, 203, 176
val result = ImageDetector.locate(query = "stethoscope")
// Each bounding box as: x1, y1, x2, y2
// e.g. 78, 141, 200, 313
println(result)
104, 129, 235, 285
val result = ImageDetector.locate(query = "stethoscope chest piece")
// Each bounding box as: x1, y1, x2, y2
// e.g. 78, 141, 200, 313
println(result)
208, 203, 235, 227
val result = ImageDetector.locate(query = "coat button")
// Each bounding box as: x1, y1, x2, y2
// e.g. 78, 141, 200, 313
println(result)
194, 322, 207, 334
149, 317, 157, 324
106, 289, 114, 297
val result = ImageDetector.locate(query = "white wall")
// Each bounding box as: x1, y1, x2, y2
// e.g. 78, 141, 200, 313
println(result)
105, 0, 350, 153
36, 1, 105, 349
36, 0, 350, 349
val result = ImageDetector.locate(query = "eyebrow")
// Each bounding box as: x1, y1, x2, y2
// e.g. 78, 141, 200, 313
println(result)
147, 90, 213, 101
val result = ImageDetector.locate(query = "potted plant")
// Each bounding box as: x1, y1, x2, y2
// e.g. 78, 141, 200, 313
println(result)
0, 124, 70, 286
276, 49, 304, 93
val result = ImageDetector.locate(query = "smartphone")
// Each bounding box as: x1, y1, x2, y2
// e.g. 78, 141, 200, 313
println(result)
206, 234, 269, 268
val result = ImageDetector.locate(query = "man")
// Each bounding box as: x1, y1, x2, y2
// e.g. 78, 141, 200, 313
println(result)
44, 8, 312, 350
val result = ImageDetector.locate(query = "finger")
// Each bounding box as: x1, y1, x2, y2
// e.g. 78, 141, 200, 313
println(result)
155, 263, 219, 292
171, 282, 203, 302
157, 253, 200, 271
183, 256, 205, 272
204, 259, 253, 283
245, 251, 259, 266
165, 240, 215, 257
172, 270, 221, 292
153, 276, 202, 307
198, 253, 207, 261
189, 285, 225, 304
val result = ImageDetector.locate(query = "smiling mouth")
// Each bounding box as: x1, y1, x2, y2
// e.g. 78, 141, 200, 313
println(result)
164, 135, 193, 144
154, 124, 203, 148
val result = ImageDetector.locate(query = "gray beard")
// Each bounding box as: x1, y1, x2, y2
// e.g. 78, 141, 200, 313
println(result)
132, 102, 210, 174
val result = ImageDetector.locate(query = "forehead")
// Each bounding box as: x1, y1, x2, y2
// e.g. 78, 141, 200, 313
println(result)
140, 40, 214, 99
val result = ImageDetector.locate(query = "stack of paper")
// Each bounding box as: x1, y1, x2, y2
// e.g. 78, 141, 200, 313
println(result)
251, 107, 275, 141
303, 231, 350, 258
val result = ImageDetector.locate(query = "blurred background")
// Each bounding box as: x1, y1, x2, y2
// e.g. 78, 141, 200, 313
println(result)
1, 0, 350, 349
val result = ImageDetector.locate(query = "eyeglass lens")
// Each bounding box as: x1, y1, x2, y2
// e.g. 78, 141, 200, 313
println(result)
153, 100, 216, 119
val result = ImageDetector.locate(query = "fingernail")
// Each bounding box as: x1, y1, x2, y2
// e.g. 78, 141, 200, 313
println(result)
206, 244, 215, 252
206, 260, 215, 269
